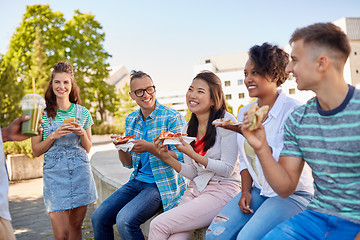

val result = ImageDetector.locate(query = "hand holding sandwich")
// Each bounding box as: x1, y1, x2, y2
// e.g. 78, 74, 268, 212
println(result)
63, 117, 85, 136
241, 104, 270, 152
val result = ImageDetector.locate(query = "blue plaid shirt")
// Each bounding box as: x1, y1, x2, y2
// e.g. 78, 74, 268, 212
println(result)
125, 100, 188, 211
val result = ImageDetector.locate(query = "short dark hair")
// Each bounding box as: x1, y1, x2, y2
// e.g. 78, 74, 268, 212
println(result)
289, 22, 351, 61
130, 70, 152, 83
249, 42, 289, 87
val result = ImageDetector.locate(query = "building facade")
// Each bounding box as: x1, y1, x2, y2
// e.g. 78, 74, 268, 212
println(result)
105, 18, 359, 119
193, 17, 360, 116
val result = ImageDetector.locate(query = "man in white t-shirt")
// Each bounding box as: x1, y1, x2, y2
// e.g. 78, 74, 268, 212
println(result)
0, 116, 42, 240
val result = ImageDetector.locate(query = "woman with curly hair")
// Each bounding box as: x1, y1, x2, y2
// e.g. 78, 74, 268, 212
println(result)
206, 43, 314, 240
31, 61, 97, 240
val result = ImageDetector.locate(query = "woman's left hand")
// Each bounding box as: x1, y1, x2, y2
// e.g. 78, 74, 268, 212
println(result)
153, 136, 172, 161
175, 138, 194, 156
68, 122, 85, 136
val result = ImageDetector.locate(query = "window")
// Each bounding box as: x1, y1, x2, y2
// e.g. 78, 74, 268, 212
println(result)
238, 93, 245, 99
224, 81, 231, 87
289, 88, 296, 94
237, 79, 244, 85
225, 94, 232, 100
205, 59, 211, 63
289, 73, 295, 80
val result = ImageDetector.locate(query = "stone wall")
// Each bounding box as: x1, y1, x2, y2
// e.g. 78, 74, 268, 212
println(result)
90, 149, 207, 239
6, 154, 43, 181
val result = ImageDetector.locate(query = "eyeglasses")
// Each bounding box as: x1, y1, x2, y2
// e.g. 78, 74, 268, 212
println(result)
132, 85, 156, 97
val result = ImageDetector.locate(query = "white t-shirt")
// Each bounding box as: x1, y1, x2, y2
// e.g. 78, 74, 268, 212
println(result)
0, 127, 11, 220
238, 90, 314, 197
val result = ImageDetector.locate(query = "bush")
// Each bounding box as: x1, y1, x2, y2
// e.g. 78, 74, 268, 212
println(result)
4, 138, 34, 158
3, 123, 123, 159
91, 123, 124, 135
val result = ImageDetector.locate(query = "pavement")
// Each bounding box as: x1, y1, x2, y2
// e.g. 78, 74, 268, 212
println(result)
8, 138, 114, 240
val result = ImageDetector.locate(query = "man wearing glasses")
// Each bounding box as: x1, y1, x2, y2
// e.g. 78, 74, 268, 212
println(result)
92, 70, 187, 240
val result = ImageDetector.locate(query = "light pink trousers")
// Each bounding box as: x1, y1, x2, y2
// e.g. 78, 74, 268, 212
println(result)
148, 180, 240, 240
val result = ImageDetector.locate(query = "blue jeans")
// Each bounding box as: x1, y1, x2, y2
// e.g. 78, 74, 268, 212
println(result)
206, 187, 311, 240
91, 179, 162, 240
263, 209, 360, 240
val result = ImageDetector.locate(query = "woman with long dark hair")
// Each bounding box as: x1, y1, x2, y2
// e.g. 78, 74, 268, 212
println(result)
31, 61, 97, 240
148, 71, 241, 239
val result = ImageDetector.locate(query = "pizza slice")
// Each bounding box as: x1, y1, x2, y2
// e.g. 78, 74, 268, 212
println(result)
111, 135, 135, 145
247, 103, 269, 131
158, 130, 187, 140
212, 118, 239, 125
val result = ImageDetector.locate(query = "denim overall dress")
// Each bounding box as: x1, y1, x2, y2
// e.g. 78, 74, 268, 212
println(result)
43, 104, 97, 212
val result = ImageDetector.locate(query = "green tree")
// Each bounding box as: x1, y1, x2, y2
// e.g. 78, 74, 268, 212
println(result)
3, 4, 65, 91
29, 27, 49, 95
64, 10, 114, 121
115, 83, 137, 129
226, 102, 233, 114
1, 4, 115, 125
0, 56, 24, 126
184, 108, 192, 122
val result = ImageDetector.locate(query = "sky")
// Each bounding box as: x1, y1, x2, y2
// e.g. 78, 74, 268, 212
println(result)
1, 0, 360, 93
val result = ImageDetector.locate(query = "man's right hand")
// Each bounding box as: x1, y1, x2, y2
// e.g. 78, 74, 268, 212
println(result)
131, 139, 154, 153
238, 191, 254, 214
3, 116, 31, 142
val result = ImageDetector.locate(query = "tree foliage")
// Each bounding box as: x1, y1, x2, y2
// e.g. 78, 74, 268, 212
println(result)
63, 10, 115, 121
0, 56, 24, 126
114, 83, 137, 129
3, 4, 66, 91
29, 27, 49, 95
0, 4, 115, 127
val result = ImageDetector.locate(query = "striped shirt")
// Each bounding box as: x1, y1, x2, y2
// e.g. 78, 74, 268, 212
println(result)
41, 103, 94, 140
125, 100, 187, 211
281, 85, 360, 224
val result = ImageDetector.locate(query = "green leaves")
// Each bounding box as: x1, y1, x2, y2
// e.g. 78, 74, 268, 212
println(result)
0, 4, 115, 127
0, 57, 24, 126
114, 83, 137, 129
28, 27, 49, 95
63, 10, 113, 121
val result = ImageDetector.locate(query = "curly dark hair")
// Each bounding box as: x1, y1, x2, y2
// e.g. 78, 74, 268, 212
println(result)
249, 42, 289, 87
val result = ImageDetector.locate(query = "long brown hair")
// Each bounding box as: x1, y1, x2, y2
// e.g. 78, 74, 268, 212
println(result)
187, 71, 227, 151
44, 61, 81, 119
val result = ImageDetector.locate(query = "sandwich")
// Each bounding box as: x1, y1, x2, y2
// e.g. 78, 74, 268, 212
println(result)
247, 103, 269, 131
64, 117, 77, 127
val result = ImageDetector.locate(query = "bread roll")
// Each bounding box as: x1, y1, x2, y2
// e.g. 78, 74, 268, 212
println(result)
64, 117, 77, 126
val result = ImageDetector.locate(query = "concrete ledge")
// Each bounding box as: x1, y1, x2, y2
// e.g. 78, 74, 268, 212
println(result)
91, 134, 113, 146
90, 146, 206, 239
6, 154, 43, 181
